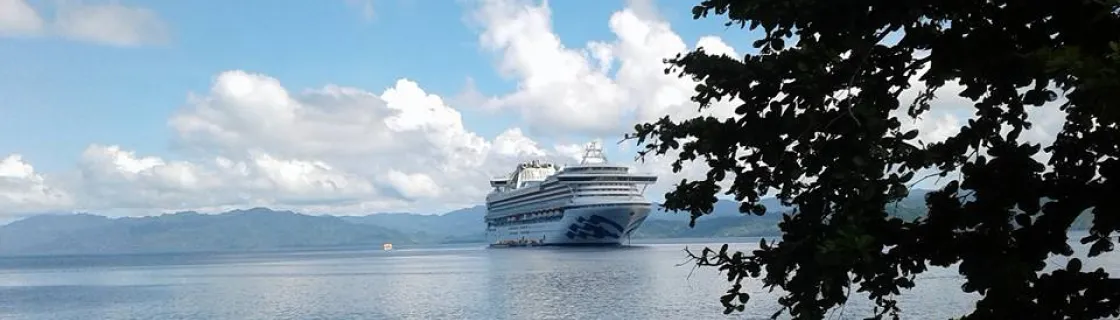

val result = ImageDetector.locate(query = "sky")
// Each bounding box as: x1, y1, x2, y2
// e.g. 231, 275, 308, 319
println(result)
0, 0, 1066, 220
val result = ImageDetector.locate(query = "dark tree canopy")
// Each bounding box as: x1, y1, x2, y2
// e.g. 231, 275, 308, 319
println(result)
627, 0, 1120, 319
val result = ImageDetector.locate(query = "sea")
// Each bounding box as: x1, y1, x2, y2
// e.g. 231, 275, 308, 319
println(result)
0, 236, 1116, 320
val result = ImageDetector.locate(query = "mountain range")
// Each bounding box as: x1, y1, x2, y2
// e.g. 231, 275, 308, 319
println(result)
0, 189, 1092, 256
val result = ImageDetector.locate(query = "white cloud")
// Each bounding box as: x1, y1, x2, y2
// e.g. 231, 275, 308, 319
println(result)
0, 0, 1072, 219
472, 0, 745, 134
881, 51, 1069, 191
0, 155, 73, 213
553, 142, 589, 163
0, 1, 169, 46
44, 69, 552, 216
696, 35, 739, 58
0, 67, 567, 218
52, 2, 170, 46
12, 0, 736, 216
382, 170, 441, 200
449, 77, 501, 111
492, 128, 546, 158
0, 0, 43, 36
894, 61, 1066, 166
605, 4, 743, 123
344, 0, 376, 21
471, 0, 629, 135
468, 0, 745, 201
74, 144, 380, 211
472, 0, 1069, 199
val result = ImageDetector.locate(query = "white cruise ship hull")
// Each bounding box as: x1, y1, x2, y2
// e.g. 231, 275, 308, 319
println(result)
484, 141, 657, 247
486, 202, 652, 247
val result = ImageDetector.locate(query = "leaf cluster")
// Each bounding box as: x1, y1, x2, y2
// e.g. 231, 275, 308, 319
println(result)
627, 0, 1120, 319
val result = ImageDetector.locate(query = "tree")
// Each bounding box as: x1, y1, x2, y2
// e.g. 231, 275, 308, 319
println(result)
626, 0, 1120, 319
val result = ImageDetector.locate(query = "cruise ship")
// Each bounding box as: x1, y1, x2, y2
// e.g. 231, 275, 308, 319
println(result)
485, 141, 658, 247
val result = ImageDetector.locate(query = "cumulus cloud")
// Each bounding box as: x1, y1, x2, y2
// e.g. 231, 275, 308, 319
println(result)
0, 155, 72, 214
553, 142, 590, 163
0, 0, 745, 216
0, 0, 43, 36
382, 170, 441, 200
0, 68, 568, 218
75, 144, 379, 211
449, 77, 501, 111
471, 0, 1067, 198
0, 0, 168, 46
894, 60, 1067, 181
492, 128, 546, 158
471, 0, 629, 135
472, 0, 745, 132
468, 0, 747, 200
63, 70, 552, 216
161, 70, 560, 213
0, 0, 1071, 219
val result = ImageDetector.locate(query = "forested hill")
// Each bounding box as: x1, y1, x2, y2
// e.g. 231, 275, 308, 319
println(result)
0, 189, 1092, 256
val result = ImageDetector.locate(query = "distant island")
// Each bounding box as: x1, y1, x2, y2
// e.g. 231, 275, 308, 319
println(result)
0, 189, 1093, 256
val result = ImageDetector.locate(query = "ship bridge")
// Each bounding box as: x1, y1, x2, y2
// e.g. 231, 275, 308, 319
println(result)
552, 141, 657, 185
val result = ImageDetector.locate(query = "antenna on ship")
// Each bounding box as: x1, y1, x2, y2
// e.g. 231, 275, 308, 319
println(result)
580, 140, 607, 164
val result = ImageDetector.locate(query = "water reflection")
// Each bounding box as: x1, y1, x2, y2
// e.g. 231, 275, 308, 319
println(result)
0, 237, 1115, 320
483, 246, 660, 319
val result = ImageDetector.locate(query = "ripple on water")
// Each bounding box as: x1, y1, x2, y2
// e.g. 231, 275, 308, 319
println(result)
0, 239, 1112, 320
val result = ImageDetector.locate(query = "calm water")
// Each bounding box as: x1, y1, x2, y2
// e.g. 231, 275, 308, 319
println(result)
0, 237, 1115, 320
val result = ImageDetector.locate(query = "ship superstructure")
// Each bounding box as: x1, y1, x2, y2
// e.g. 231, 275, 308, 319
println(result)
484, 141, 658, 246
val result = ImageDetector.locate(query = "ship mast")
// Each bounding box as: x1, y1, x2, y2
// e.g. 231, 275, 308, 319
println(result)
579, 141, 607, 164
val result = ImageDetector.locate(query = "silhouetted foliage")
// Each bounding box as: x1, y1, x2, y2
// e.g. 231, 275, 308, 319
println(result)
625, 0, 1120, 319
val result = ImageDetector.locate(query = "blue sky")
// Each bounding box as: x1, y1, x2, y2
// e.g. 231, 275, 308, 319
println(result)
1, 0, 751, 172
0, 0, 777, 218
0, 0, 1070, 221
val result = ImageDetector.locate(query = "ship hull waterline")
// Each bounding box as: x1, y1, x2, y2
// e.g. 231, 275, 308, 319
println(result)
486, 203, 652, 247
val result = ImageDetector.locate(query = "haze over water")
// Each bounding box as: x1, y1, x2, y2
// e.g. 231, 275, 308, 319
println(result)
0, 237, 1114, 320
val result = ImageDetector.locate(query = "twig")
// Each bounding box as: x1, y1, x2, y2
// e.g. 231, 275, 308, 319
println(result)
907, 171, 945, 189
840, 28, 895, 128
829, 284, 854, 320
907, 148, 979, 191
